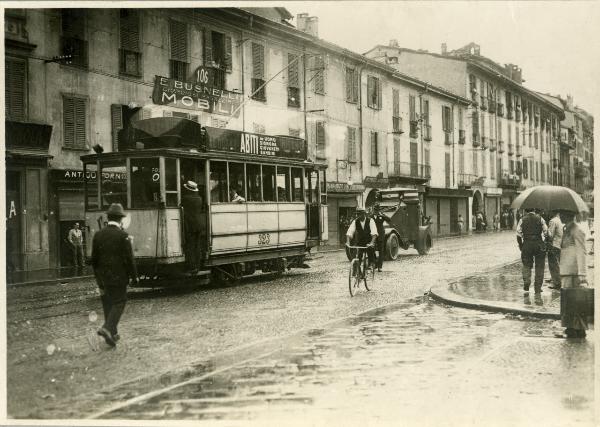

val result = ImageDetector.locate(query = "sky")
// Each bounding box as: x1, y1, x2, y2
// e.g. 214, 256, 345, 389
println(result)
285, 1, 600, 114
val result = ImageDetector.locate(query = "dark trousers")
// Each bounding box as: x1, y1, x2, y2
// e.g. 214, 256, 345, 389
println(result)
547, 246, 561, 286
521, 239, 546, 291
376, 236, 385, 268
100, 285, 127, 336
184, 231, 202, 270
357, 247, 377, 267
72, 245, 84, 268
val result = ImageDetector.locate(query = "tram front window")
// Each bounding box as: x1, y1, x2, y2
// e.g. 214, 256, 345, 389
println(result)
101, 162, 127, 209
263, 165, 276, 202
131, 158, 160, 208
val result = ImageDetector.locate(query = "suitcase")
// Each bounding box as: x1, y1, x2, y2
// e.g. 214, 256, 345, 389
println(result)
561, 288, 594, 321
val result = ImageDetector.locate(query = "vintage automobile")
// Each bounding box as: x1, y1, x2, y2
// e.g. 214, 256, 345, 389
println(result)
346, 187, 433, 261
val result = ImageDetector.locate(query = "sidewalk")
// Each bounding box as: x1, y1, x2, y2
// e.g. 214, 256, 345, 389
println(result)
430, 249, 594, 320
6, 266, 94, 287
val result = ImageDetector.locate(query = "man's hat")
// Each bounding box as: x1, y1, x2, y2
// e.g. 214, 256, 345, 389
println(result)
356, 206, 366, 213
106, 203, 126, 218
183, 180, 199, 192
74, 222, 79, 226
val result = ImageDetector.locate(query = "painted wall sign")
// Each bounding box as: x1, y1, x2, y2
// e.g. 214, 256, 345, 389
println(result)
152, 76, 242, 118
52, 169, 127, 182
326, 182, 366, 193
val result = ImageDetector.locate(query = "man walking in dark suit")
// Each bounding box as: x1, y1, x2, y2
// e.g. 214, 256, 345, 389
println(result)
181, 181, 205, 273
516, 207, 548, 294
91, 203, 138, 347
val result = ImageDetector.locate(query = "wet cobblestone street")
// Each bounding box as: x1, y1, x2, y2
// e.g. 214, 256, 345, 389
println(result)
5, 232, 595, 424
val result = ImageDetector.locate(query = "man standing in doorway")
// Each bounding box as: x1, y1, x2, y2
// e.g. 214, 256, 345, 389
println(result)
68, 222, 85, 271
517, 207, 548, 294
547, 210, 564, 290
372, 203, 392, 272
91, 203, 138, 347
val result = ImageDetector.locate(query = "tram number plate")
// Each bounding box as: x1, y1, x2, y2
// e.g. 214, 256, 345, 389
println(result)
258, 233, 271, 245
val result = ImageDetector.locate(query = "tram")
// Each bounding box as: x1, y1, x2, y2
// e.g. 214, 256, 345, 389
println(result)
81, 117, 327, 286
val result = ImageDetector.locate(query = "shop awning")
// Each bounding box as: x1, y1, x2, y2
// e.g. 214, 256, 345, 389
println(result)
5, 120, 53, 152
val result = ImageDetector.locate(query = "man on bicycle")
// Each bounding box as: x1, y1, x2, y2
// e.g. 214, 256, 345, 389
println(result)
346, 207, 378, 269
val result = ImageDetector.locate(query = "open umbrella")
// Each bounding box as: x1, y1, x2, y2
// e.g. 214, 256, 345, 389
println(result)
511, 185, 589, 213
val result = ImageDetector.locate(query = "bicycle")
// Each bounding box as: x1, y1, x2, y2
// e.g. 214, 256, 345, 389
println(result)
346, 244, 375, 296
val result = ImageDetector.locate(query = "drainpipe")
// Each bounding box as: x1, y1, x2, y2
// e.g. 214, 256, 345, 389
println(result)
240, 30, 246, 132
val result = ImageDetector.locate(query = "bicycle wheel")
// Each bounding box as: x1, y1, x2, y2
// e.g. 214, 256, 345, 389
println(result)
361, 257, 370, 291
349, 259, 359, 297
366, 262, 374, 290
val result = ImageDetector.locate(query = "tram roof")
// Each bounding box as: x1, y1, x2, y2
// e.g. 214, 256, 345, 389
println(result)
80, 148, 326, 169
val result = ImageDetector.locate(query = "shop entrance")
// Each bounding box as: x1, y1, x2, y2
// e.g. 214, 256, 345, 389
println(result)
6, 170, 22, 272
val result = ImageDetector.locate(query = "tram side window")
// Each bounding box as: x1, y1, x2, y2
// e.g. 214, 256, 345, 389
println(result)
165, 158, 178, 207
210, 161, 228, 203
263, 165, 276, 202
276, 166, 291, 202
101, 162, 127, 209
85, 163, 99, 209
246, 164, 262, 201
291, 168, 304, 202
131, 158, 160, 208
228, 162, 245, 201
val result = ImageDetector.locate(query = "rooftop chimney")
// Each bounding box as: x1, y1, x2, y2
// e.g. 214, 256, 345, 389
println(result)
441, 43, 447, 55
389, 39, 399, 47
566, 94, 574, 110
296, 13, 318, 37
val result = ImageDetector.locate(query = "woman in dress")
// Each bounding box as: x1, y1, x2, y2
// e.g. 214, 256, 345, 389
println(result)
559, 210, 589, 338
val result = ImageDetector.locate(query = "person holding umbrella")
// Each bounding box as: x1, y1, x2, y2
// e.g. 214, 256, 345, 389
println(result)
516, 207, 548, 294
559, 210, 589, 338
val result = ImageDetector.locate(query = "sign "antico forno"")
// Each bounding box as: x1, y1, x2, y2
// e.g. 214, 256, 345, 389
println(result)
152, 76, 243, 117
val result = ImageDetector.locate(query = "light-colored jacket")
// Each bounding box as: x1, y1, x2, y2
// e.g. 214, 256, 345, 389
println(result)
547, 216, 564, 249
559, 222, 587, 277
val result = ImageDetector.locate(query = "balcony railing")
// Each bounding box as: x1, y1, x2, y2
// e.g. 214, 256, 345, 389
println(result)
458, 173, 478, 188
507, 108, 514, 120
481, 136, 488, 150
515, 109, 521, 122
498, 140, 505, 153
423, 124, 432, 141
516, 144, 522, 157
489, 138, 497, 151
409, 120, 419, 138
392, 116, 403, 134
444, 131, 452, 145
480, 96, 487, 110
508, 143, 514, 156
391, 161, 431, 180
499, 172, 521, 189
473, 133, 480, 147
488, 99, 496, 113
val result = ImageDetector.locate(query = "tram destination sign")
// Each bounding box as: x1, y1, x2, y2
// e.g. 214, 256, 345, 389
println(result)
204, 127, 307, 160
152, 76, 243, 118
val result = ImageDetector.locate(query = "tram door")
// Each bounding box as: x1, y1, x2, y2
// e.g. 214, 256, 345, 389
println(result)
305, 170, 320, 240
180, 159, 208, 257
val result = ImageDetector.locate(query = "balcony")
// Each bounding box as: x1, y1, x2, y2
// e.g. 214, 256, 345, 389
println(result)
516, 144, 522, 157
499, 172, 521, 189
473, 133, 480, 147
498, 140, 505, 153
508, 143, 514, 156
507, 108, 514, 120
458, 173, 479, 188
489, 138, 497, 152
497, 103, 504, 117
480, 96, 487, 110
481, 136, 488, 150
390, 161, 431, 180
515, 109, 521, 122
423, 124, 432, 141
444, 131, 452, 145
488, 99, 496, 113
409, 120, 419, 138
392, 116, 403, 134
458, 129, 466, 145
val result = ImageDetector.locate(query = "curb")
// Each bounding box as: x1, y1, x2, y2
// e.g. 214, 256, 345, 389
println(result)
7, 275, 95, 288
429, 283, 560, 320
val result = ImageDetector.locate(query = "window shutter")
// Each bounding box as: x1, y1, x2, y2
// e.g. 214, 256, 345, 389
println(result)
170, 20, 188, 61
442, 106, 447, 131
75, 98, 86, 147
367, 77, 373, 107
352, 69, 358, 102
409, 95, 416, 120
203, 29, 213, 66
111, 104, 123, 152
371, 132, 378, 165
62, 10, 85, 37
252, 42, 264, 79
6, 57, 26, 120
224, 35, 232, 72
348, 127, 356, 162
120, 9, 139, 51
377, 78, 382, 109
392, 89, 399, 117
288, 53, 299, 88
345, 68, 352, 102
314, 55, 324, 93
63, 97, 75, 146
